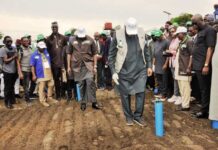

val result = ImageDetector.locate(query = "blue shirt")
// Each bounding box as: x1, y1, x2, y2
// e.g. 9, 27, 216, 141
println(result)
30, 49, 51, 79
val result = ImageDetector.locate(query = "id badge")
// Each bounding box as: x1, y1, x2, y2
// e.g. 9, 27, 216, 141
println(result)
43, 61, 50, 68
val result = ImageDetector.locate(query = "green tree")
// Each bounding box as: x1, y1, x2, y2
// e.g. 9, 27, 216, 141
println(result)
0, 32, 3, 39
70, 28, 77, 35
171, 13, 193, 26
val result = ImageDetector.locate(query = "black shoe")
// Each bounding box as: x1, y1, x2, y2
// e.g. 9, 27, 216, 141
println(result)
15, 94, 22, 99
92, 102, 101, 110
26, 101, 33, 107
176, 106, 190, 111
29, 94, 38, 100
66, 100, 72, 105
0, 96, 4, 100
67, 94, 72, 101
192, 111, 208, 119
81, 103, 86, 111
5, 104, 14, 109
126, 118, 134, 126
55, 96, 61, 101
133, 118, 147, 127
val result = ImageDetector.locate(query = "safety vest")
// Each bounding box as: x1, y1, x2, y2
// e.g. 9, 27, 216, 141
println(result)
115, 27, 146, 73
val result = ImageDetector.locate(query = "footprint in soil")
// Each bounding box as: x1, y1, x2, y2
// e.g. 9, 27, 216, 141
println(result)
43, 130, 55, 150
52, 113, 59, 121
182, 136, 194, 145
112, 126, 124, 138
173, 114, 182, 120
153, 144, 168, 150
172, 120, 182, 128
58, 145, 69, 150
186, 145, 204, 150
64, 120, 73, 134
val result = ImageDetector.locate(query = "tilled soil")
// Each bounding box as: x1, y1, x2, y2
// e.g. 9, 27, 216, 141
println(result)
0, 90, 217, 150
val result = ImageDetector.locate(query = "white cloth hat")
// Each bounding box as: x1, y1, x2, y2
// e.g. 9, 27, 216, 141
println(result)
175, 26, 187, 34
125, 17, 138, 35
37, 41, 47, 49
76, 27, 86, 38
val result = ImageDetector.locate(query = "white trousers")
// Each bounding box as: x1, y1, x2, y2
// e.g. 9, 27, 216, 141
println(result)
178, 80, 191, 108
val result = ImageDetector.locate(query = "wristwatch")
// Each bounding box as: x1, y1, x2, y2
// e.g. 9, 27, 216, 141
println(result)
204, 64, 208, 67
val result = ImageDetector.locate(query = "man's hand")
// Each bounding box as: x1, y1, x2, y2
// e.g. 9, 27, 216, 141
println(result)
147, 68, 153, 77
19, 72, 24, 80
67, 67, 72, 75
93, 65, 97, 74
13, 53, 18, 59
32, 75, 37, 81
93, 68, 97, 74
186, 67, 191, 75
112, 73, 119, 85
202, 66, 209, 75
162, 64, 168, 71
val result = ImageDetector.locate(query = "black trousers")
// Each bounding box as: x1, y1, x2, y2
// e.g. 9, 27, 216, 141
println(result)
195, 71, 212, 113
120, 92, 145, 120
78, 78, 96, 103
97, 61, 105, 88
155, 73, 168, 97
51, 66, 63, 99
3, 72, 18, 106
146, 74, 155, 89
104, 66, 112, 88
62, 79, 77, 100
22, 71, 31, 102
191, 73, 201, 101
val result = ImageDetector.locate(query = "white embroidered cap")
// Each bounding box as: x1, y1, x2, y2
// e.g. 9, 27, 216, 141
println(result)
175, 26, 187, 34
37, 41, 47, 49
125, 17, 138, 35
76, 27, 86, 38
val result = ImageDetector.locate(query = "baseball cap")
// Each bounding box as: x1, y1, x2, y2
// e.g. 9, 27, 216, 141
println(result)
37, 41, 47, 49
125, 17, 138, 35
153, 29, 163, 37
186, 21, 192, 26
175, 26, 187, 34
64, 30, 71, 36
76, 27, 86, 38
37, 34, 45, 41
151, 29, 157, 36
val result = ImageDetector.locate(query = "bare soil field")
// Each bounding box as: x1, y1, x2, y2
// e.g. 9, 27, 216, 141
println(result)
0, 90, 217, 150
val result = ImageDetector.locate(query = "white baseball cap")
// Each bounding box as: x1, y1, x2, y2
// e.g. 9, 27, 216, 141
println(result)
37, 41, 47, 49
125, 17, 138, 35
175, 26, 187, 34
76, 27, 86, 38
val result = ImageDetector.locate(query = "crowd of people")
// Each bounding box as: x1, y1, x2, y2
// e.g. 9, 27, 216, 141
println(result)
147, 14, 217, 120
0, 12, 217, 127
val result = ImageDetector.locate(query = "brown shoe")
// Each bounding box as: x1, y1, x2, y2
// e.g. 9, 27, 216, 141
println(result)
41, 102, 50, 107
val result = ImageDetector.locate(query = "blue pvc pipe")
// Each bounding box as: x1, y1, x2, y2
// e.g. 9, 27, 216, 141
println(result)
76, 84, 81, 102
155, 101, 164, 137
212, 120, 218, 129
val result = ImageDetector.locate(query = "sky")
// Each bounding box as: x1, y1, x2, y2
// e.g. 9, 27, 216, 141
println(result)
0, 0, 217, 40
